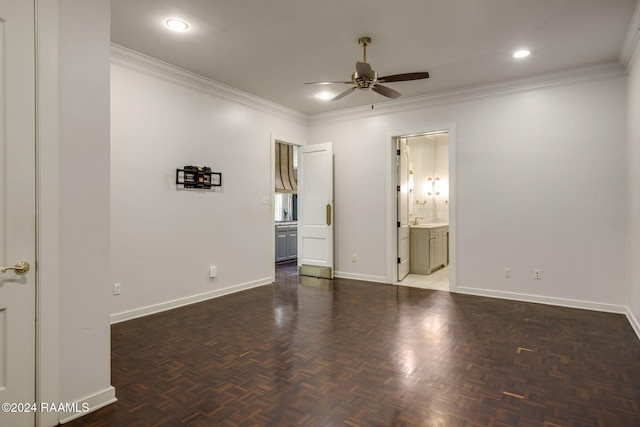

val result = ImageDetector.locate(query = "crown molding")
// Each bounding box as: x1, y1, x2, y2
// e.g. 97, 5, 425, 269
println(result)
308, 62, 626, 125
619, 1, 640, 71
111, 44, 626, 128
110, 44, 309, 125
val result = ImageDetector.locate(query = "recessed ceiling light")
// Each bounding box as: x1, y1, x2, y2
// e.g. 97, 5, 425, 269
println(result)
513, 49, 530, 59
166, 19, 189, 32
317, 92, 332, 100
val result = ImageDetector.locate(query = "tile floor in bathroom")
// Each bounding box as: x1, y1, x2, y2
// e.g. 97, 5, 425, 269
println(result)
395, 265, 449, 291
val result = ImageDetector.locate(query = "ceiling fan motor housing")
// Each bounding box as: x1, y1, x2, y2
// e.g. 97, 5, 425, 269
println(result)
352, 70, 377, 89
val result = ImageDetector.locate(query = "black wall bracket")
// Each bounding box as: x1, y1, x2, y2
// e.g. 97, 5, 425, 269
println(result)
176, 166, 222, 189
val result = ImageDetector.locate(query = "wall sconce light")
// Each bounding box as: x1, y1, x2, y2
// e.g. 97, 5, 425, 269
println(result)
432, 177, 441, 196
415, 176, 442, 205
425, 177, 440, 196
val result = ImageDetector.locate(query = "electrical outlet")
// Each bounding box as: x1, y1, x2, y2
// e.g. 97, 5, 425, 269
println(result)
351, 253, 357, 262
209, 266, 218, 278
504, 268, 511, 278
534, 269, 542, 280
113, 283, 121, 295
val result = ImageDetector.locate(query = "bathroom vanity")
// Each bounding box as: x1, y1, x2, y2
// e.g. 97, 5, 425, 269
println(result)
275, 222, 297, 262
410, 223, 449, 275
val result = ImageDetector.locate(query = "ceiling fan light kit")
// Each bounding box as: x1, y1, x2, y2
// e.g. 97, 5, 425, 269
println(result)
306, 36, 429, 102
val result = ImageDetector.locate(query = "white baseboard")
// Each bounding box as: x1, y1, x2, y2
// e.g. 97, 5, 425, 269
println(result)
59, 386, 117, 424
626, 307, 640, 341
456, 286, 627, 314
334, 271, 388, 284
111, 278, 272, 324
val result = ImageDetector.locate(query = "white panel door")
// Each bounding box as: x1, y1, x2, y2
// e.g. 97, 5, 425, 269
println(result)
0, 0, 36, 426
298, 143, 333, 278
397, 139, 410, 280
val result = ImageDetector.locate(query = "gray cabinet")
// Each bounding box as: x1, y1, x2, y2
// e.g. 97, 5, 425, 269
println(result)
276, 223, 297, 262
286, 228, 297, 259
410, 228, 431, 274
410, 225, 449, 274
431, 228, 448, 272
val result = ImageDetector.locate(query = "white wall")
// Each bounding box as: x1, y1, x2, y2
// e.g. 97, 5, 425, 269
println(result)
310, 75, 628, 310
57, 0, 114, 418
628, 43, 640, 327
110, 52, 307, 320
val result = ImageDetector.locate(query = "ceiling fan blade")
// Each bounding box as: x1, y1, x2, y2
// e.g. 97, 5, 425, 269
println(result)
305, 81, 352, 85
378, 72, 430, 83
372, 84, 401, 99
356, 61, 372, 79
332, 86, 357, 101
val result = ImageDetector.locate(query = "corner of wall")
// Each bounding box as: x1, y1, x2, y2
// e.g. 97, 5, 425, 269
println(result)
626, 19, 640, 335
627, 308, 640, 342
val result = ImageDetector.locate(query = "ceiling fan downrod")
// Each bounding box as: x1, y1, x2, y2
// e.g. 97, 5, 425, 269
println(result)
359, 37, 371, 63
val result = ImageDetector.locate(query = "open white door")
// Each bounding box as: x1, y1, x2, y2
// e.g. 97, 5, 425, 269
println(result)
0, 1, 37, 426
397, 139, 410, 280
298, 143, 333, 279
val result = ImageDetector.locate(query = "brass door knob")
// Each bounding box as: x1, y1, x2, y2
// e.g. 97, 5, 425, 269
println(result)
1, 261, 30, 275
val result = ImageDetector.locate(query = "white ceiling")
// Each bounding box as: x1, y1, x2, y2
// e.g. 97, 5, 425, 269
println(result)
111, 0, 639, 115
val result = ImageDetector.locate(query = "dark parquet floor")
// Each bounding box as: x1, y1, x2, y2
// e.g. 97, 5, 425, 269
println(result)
64, 263, 640, 426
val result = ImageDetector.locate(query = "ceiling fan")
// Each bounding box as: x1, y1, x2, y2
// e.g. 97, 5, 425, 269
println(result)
305, 37, 430, 101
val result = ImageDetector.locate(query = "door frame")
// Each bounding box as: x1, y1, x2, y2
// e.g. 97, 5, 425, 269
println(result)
269, 133, 305, 283
36, 1, 61, 425
385, 124, 458, 291
396, 137, 410, 281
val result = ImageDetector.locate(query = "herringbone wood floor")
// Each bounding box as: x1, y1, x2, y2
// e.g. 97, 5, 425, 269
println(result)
65, 264, 640, 426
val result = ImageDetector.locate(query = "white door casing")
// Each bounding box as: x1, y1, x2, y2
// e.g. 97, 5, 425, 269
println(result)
0, 0, 37, 426
397, 138, 410, 281
297, 142, 334, 279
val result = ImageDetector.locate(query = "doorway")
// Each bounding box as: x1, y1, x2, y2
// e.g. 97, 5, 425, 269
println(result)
387, 127, 457, 292
270, 137, 335, 282
274, 141, 299, 265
